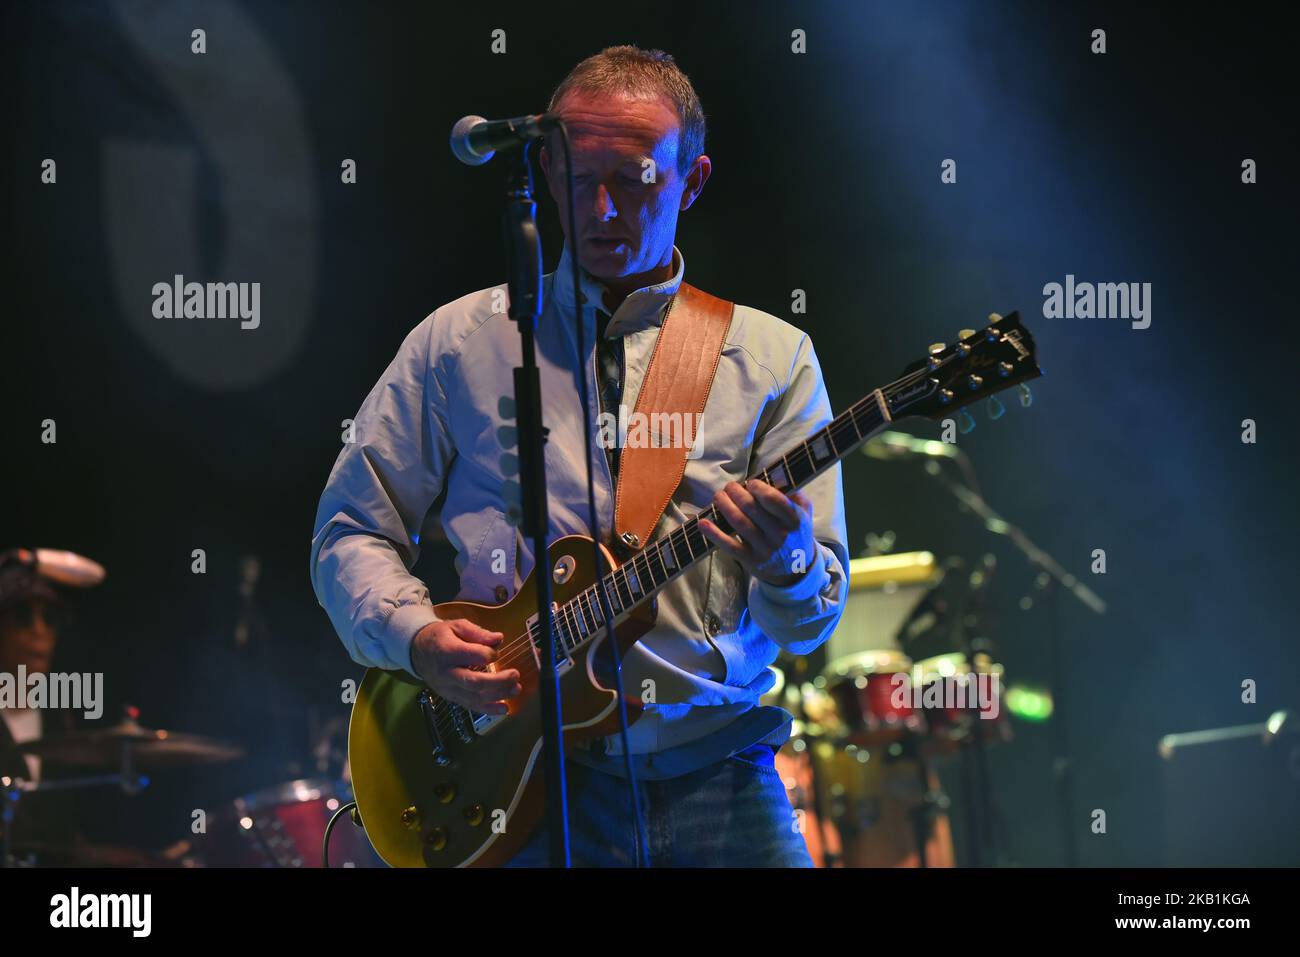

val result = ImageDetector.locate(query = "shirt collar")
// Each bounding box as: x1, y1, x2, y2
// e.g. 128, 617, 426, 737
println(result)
550, 242, 686, 336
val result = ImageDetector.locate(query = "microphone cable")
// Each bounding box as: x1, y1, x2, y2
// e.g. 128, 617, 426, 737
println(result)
553, 120, 650, 868
322, 801, 359, 868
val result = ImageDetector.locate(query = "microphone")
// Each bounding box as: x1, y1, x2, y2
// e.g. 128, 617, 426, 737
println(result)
861, 430, 961, 461
449, 113, 561, 166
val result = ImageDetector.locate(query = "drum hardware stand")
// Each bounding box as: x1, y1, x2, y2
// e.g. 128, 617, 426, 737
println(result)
956, 699, 996, 866
1, 771, 149, 867
955, 731, 984, 866
898, 735, 948, 868
956, 559, 1001, 867
1040, 572, 1078, 867
920, 457, 1106, 867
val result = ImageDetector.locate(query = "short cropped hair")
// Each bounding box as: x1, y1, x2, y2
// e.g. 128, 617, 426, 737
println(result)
548, 45, 706, 176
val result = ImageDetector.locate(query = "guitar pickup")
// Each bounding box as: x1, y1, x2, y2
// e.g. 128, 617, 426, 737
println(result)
524, 605, 574, 677
466, 662, 507, 736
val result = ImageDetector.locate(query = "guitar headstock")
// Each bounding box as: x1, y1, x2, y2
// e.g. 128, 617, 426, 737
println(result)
884, 312, 1041, 421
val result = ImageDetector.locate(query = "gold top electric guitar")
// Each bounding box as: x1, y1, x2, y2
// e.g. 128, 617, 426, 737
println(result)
347, 312, 1042, 867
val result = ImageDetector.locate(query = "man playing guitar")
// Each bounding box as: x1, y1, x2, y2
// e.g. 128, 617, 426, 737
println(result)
311, 45, 849, 866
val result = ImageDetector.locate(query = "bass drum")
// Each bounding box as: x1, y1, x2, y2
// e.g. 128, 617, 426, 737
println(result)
197, 778, 384, 868
809, 741, 954, 868
774, 729, 840, 867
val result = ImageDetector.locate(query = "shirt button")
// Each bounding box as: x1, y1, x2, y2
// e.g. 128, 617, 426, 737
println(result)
704, 613, 720, 636
494, 585, 509, 603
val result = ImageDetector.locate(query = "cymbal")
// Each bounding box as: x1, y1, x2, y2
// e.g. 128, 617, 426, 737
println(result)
0, 547, 107, 587
847, 551, 937, 592
18, 719, 244, 769
33, 548, 106, 587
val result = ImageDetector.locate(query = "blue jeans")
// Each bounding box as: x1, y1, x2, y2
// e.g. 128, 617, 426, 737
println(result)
505, 744, 813, 867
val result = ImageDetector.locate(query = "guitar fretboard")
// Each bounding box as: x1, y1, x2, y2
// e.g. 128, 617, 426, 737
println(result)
531, 383, 913, 657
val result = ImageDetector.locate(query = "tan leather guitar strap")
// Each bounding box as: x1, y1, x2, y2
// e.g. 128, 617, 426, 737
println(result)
612, 281, 734, 555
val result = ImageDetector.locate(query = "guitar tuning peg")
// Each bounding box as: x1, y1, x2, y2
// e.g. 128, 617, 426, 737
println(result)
504, 504, 523, 527
985, 395, 1005, 420
958, 328, 975, 341
498, 395, 516, 419
1018, 383, 1033, 407
957, 409, 977, 434
987, 312, 1003, 323
498, 452, 519, 476
927, 343, 946, 370
497, 425, 518, 448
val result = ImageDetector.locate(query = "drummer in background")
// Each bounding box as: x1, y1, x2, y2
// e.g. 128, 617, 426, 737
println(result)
0, 547, 104, 856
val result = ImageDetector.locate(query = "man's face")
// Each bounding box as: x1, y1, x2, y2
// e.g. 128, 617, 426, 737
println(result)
541, 90, 709, 282
0, 601, 58, 675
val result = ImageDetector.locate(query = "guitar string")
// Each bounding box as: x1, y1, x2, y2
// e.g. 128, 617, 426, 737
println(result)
419, 375, 906, 735
417, 352, 988, 734
475, 355, 935, 670
420, 344, 1026, 730
464, 397, 887, 672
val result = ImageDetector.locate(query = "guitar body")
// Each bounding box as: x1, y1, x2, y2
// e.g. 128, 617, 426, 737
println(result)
348, 535, 656, 868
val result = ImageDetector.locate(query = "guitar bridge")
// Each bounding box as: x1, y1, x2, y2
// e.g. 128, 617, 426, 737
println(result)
417, 689, 452, 767
448, 702, 475, 743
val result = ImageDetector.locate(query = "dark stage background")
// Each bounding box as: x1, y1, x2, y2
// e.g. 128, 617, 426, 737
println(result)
3, 0, 1297, 866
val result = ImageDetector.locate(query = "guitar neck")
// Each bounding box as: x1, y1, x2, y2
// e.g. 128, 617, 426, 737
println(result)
548, 388, 895, 652
545, 310, 1040, 657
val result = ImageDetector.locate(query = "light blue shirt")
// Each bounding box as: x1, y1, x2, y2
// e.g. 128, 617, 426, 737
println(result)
310, 242, 849, 779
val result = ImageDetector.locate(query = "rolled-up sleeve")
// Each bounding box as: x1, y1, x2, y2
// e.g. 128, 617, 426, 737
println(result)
745, 333, 850, 656
309, 315, 454, 677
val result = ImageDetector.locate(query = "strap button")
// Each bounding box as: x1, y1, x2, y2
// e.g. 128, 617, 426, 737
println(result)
494, 585, 509, 603
704, 613, 721, 636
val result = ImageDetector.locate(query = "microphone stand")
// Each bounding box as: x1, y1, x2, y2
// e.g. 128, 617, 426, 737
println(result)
503, 141, 569, 867
3, 771, 150, 867
920, 457, 1105, 867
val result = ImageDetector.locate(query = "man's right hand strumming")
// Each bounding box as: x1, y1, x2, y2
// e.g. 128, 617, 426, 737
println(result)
410, 619, 522, 715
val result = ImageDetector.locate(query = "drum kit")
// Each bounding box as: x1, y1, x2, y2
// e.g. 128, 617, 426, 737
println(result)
764, 550, 1014, 867
1, 545, 1019, 869
0, 546, 384, 869
1, 714, 382, 868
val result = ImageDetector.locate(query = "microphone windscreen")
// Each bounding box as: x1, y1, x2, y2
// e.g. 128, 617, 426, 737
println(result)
450, 115, 492, 166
